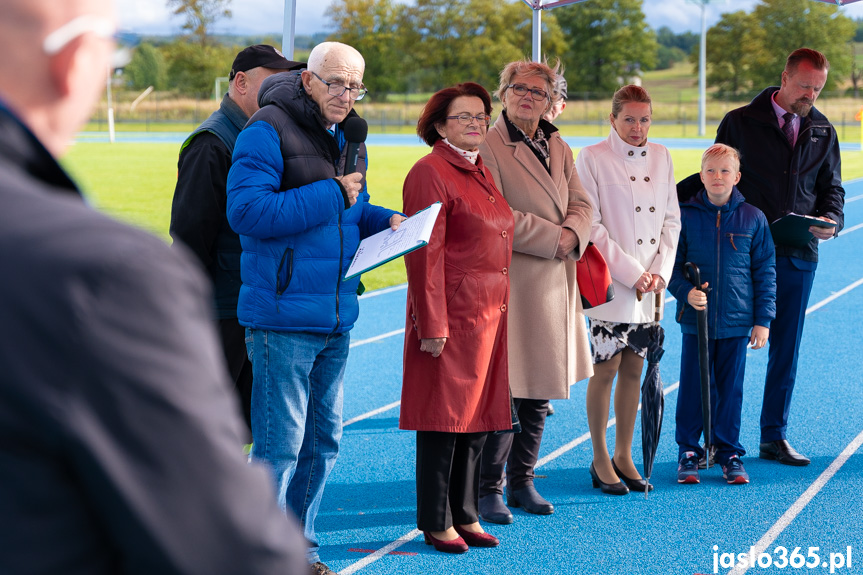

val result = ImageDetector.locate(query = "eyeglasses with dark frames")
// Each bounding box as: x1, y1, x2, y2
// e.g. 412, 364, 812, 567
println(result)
507, 84, 549, 102
445, 113, 491, 126
310, 71, 367, 101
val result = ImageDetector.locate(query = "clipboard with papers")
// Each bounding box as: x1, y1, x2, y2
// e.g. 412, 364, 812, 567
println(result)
769, 213, 838, 248
344, 202, 442, 280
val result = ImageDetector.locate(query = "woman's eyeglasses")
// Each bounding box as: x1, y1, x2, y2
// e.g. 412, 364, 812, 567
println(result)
445, 113, 491, 126
507, 84, 549, 101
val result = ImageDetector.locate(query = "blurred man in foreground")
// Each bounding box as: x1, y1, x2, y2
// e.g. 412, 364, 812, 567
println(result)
0, 1, 308, 572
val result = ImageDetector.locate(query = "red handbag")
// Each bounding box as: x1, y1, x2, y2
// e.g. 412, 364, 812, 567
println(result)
576, 243, 614, 309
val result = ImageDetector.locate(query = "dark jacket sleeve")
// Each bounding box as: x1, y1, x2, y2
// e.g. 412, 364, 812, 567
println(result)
169, 132, 230, 268
750, 210, 777, 329
63, 239, 308, 574
668, 210, 692, 309
813, 134, 845, 231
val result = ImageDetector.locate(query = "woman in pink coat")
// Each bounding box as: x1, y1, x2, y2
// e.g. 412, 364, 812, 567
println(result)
400, 83, 514, 554
575, 85, 681, 496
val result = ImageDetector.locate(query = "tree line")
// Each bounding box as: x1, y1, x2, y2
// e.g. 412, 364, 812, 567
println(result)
122, 0, 859, 100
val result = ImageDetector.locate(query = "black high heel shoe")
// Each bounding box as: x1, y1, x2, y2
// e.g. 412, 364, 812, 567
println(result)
589, 463, 629, 496
611, 458, 654, 493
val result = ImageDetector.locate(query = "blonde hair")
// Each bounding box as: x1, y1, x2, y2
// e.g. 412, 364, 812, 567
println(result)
701, 143, 741, 172
496, 58, 560, 112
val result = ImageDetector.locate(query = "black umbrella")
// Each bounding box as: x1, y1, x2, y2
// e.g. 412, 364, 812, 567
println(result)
640, 292, 665, 499
620, 292, 665, 499
683, 262, 712, 469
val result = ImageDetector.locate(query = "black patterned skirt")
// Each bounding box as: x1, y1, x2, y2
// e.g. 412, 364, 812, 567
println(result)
588, 319, 655, 364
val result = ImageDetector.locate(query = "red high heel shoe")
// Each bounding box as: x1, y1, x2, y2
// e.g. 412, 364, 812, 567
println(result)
423, 531, 469, 554
453, 525, 499, 548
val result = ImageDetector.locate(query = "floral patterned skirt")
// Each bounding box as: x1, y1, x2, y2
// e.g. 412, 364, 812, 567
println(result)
588, 319, 655, 364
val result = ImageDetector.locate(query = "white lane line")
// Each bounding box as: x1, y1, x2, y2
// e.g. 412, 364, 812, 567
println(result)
727, 428, 863, 575
359, 284, 407, 299
341, 380, 682, 573
805, 277, 863, 314
838, 222, 863, 235
536, 381, 680, 469
350, 329, 405, 348
339, 528, 422, 575
343, 401, 401, 427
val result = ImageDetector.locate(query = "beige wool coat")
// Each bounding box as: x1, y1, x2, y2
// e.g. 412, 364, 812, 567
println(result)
478, 113, 594, 400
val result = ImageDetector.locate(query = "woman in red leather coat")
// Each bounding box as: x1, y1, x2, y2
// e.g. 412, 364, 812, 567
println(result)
399, 82, 514, 554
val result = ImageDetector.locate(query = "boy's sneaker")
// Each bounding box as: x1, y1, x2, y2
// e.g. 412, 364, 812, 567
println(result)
722, 455, 750, 484
677, 452, 700, 484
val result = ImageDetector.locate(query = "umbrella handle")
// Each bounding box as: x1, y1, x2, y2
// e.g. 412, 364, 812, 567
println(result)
683, 261, 701, 289
654, 291, 662, 322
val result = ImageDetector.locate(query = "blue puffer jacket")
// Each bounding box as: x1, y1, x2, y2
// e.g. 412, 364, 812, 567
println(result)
226, 72, 398, 333
669, 187, 776, 338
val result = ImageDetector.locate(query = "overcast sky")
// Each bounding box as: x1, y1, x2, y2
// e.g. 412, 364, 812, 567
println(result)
116, 0, 863, 38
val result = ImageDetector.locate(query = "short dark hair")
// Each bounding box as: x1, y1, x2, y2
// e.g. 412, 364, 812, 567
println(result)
416, 83, 493, 147
785, 48, 830, 75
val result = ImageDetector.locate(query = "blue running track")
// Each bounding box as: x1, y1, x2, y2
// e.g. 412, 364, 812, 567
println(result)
322, 178, 863, 575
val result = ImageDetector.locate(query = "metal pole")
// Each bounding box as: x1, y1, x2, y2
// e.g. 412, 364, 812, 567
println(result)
532, 6, 542, 62
698, 0, 707, 136
106, 62, 115, 144
282, 0, 297, 59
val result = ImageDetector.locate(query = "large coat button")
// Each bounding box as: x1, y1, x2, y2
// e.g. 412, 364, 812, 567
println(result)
641, 151, 647, 157
650, 238, 656, 244
500, 304, 507, 312
635, 206, 641, 212
649, 206, 655, 212
637, 239, 643, 245
644, 176, 650, 182
628, 150, 634, 156
630, 176, 636, 181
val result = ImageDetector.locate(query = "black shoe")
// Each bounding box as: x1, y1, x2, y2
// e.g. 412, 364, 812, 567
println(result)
546, 402, 555, 416
698, 444, 716, 469
507, 485, 554, 514
478, 493, 513, 524
759, 440, 810, 466
611, 458, 653, 492
589, 463, 629, 495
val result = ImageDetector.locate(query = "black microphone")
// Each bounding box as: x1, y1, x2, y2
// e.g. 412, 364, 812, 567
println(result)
343, 117, 368, 174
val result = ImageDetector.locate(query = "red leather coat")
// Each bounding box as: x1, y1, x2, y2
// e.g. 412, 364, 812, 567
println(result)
399, 141, 514, 433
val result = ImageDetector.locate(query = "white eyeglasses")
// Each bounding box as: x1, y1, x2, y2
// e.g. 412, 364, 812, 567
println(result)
43, 15, 117, 55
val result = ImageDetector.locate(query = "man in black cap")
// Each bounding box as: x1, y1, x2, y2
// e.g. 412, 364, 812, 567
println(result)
170, 45, 303, 436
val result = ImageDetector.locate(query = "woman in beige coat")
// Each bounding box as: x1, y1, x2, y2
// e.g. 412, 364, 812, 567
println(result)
476, 59, 593, 524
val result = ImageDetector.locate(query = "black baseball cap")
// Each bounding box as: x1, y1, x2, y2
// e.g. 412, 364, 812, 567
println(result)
229, 45, 304, 80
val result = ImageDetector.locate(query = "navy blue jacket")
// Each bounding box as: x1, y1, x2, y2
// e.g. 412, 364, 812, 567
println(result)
669, 188, 776, 338
716, 87, 844, 262
227, 72, 397, 333
170, 94, 248, 319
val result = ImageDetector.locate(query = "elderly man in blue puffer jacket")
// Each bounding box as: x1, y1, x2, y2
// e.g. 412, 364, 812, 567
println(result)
226, 41, 404, 575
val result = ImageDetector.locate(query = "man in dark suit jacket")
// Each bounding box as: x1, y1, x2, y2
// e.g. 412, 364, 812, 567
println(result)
715, 48, 845, 466
0, 1, 307, 572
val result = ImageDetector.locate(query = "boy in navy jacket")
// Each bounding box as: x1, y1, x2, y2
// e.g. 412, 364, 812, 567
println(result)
669, 144, 776, 485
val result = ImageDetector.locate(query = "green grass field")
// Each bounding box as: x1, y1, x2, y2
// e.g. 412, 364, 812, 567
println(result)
62, 141, 863, 292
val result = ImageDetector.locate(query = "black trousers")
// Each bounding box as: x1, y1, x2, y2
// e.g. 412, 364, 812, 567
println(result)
416, 431, 487, 532
480, 398, 549, 495
218, 318, 253, 437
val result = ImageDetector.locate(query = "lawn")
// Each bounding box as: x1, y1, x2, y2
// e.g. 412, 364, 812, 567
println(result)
62, 141, 863, 292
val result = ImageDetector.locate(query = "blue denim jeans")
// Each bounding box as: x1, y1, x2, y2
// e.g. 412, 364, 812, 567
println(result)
246, 329, 349, 564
